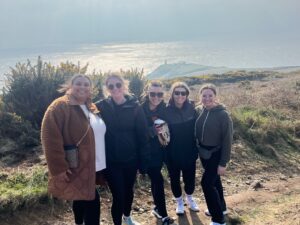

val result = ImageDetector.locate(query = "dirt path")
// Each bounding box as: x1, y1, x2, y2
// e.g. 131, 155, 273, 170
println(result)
1, 174, 299, 225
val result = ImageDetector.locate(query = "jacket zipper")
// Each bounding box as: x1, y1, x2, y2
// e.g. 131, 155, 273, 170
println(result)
201, 110, 210, 143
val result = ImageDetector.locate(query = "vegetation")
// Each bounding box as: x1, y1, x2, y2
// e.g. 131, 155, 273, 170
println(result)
0, 58, 299, 223
0, 166, 48, 214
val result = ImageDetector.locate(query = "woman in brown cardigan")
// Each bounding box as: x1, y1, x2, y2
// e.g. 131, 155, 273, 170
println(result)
41, 74, 106, 225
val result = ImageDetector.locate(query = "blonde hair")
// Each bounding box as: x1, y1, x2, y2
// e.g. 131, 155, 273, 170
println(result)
168, 81, 190, 103
58, 74, 92, 93
103, 72, 130, 97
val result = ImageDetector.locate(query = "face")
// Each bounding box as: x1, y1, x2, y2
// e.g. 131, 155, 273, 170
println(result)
201, 88, 216, 109
148, 86, 164, 109
70, 76, 91, 103
106, 77, 124, 99
173, 87, 187, 107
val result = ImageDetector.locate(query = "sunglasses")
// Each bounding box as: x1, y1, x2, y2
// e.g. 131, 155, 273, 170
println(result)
107, 82, 122, 90
149, 92, 164, 98
174, 91, 187, 96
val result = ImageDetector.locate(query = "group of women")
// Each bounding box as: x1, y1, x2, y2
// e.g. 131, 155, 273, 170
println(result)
41, 73, 233, 225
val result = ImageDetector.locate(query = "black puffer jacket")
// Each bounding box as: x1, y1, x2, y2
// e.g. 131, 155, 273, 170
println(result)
96, 95, 150, 168
142, 100, 167, 168
165, 100, 198, 168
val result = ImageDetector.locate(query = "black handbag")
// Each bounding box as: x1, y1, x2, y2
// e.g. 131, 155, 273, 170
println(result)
196, 138, 220, 160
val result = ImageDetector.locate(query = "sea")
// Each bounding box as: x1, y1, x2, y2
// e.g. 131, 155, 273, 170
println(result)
1, 39, 300, 87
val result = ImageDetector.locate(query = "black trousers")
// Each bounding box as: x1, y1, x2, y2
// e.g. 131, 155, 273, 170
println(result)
105, 165, 137, 225
72, 190, 100, 225
147, 166, 168, 218
167, 161, 196, 198
201, 151, 226, 224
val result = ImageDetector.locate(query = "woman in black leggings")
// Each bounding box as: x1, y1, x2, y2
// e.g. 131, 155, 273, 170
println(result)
195, 83, 233, 225
96, 73, 150, 225
141, 80, 174, 225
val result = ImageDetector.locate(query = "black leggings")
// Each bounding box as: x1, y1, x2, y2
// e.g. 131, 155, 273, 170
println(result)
72, 190, 100, 225
201, 151, 226, 224
105, 165, 137, 225
167, 162, 196, 198
147, 166, 168, 218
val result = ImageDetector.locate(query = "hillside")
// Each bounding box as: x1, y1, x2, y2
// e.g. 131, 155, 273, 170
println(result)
147, 61, 300, 79
0, 69, 300, 225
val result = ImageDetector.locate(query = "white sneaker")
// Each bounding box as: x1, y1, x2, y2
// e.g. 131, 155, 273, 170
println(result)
151, 206, 162, 219
185, 195, 199, 212
175, 197, 184, 215
209, 222, 226, 225
205, 209, 228, 217
122, 216, 141, 225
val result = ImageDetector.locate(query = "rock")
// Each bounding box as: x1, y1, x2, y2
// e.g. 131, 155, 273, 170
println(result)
250, 180, 264, 190
245, 181, 251, 185
279, 175, 287, 181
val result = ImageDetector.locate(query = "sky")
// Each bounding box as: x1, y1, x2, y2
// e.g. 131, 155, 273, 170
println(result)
0, 0, 299, 49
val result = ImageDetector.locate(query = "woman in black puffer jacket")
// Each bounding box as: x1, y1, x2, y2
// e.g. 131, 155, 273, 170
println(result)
96, 73, 150, 225
165, 82, 199, 215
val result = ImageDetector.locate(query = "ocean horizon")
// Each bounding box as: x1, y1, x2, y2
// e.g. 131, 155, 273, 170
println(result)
1, 39, 300, 86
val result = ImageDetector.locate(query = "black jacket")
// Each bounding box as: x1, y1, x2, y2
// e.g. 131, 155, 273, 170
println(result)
142, 100, 167, 168
96, 95, 150, 168
165, 100, 198, 168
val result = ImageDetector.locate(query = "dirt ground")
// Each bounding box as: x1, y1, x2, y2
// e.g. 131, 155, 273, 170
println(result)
1, 165, 299, 225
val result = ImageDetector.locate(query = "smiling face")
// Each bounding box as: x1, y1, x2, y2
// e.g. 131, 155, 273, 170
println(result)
201, 88, 217, 109
106, 77, 125, 99
70, 76, 91, 104
173, 87, 188, 108
148, 85, 164, 110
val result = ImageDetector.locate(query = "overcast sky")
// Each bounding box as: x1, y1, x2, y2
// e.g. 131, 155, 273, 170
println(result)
0, 0, 299, 49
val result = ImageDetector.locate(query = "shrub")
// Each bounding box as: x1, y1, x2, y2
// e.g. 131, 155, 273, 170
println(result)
123, 68, 147, 100
2, 57, 88, 128
232, 106, 298, 157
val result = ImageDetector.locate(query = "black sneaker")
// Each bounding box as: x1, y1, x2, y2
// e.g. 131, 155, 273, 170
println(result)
162, 217, 174, 225
151, 206, 162, 219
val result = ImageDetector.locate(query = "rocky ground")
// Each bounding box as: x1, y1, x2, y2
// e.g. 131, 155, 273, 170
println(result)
1, 154, 299, 225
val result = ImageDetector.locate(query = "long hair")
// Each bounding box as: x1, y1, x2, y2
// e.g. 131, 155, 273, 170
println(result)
168, 81, 190, 104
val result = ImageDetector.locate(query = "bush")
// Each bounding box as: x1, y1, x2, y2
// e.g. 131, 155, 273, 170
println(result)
0, 112, 39, 156
2, 57, 88, 128
232, 106, 298, 156
123, 68, 147, 100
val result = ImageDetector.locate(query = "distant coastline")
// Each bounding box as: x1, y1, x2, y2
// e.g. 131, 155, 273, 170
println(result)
1, 40, 300, 87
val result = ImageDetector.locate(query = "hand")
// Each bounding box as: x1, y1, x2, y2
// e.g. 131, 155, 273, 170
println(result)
217, 166, 226, 176
154, 125, 163, 134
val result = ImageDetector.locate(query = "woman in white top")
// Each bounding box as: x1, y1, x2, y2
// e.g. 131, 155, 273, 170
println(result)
41, 74, 106, 225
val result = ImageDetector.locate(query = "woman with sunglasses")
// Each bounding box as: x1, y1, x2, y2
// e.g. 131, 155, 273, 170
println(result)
195, 84, 233, 225
165, 81, 199, 215
95, 73, 150, 225
141, 80, 174, 225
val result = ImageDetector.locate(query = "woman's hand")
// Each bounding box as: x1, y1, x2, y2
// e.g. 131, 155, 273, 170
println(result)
217, 166, 226, 176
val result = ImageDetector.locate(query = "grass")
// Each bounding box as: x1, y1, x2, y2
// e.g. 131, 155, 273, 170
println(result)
0, 166, 49, 214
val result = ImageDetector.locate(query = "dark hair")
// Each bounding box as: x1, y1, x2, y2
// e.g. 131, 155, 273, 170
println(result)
58, 74, 92, 93
199, 83, 217, 96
